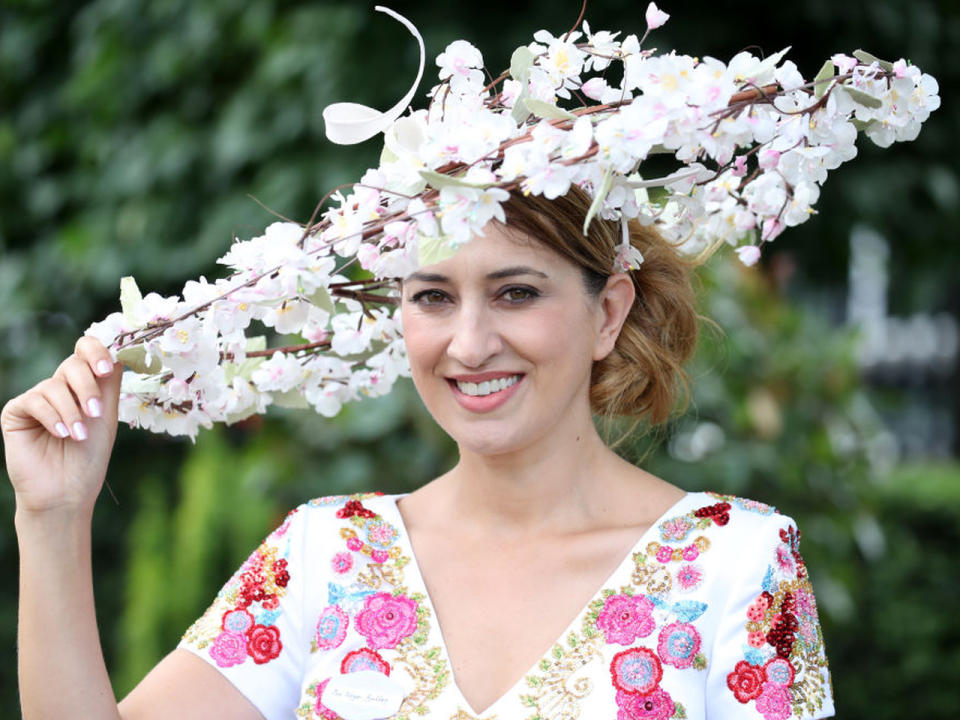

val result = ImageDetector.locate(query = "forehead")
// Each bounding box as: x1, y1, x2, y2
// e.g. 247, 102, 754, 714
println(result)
404, 222, 574, 282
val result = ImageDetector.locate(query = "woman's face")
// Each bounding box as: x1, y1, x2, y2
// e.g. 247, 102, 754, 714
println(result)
400, 223, 616, 458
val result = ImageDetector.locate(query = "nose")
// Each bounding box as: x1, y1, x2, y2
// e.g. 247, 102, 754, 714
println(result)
446, 302, 503, 369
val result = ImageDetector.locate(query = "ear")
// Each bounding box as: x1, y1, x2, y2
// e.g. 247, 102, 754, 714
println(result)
592, 272, 636, 362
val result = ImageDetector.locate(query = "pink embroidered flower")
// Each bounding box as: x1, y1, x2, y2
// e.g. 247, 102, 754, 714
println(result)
681, 544, 699, 561
655, 545, 674, 563
610, 648, 662, 695
365, 520, 399, 548
756, 682, 792, 720
675, 563, 703, 592
370, 549, 390, 564
746, 599, 767, 623
355, 592, 419, 649
756, 593, 772, 612
315, 605, 350, 650
794, 586, 817, 618
346, 537, 364, 552
748, 630, 767, 648
727, 660, 765, 703
776, 543, 796, 575
221, 608, 254, 634
615, 687, 676, 719
764, 657, 796, 687
341, 647, 391, 675
331, 551, 354, 574
209, 630, 247, 668
659, 516, 693, 542
596, 594, 655, 645
657, 622, 701, 669
314, 678, 339, 720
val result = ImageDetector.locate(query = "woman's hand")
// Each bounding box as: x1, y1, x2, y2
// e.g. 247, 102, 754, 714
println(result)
2, 336, 122, 516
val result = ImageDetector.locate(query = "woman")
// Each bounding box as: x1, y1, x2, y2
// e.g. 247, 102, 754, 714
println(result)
3, 188, 834, 719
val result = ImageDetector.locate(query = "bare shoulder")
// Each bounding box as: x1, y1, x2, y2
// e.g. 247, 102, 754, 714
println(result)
606, 453, 688, 528
119, 649, 264, 720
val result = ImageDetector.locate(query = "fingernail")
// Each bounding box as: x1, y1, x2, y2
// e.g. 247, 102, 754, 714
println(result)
55, 422, 70, 438
96, 360, 112, 375
72, 422, 87, 441
87, 398, 102, 418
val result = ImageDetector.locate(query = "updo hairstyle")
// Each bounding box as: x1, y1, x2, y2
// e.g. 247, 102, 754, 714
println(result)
498, 186, 699, 425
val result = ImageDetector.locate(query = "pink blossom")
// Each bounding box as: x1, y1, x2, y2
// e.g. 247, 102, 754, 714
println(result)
346, 537, 363, 552
657, 621, 701, 668
596, 593, 656, 644
645, 2, 670, 30
732, 155, 748, 177
615, 686, 675, 719
682, 544, 699, 561
762, 217, 784, 242
736, 245, 762, 266
370, 549, 390, 563
659, 516, 693, 542
759, 148, 781, 171
656, 545, 674, 563
315, 605, 349, 650
209, 630, 247, 668
355, 592, 419, 649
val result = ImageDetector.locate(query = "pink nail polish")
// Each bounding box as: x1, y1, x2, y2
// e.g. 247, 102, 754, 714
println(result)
87, 398, 102, 418
72, 422, 87, 441
96, 360, 112, 375
55, 422, 70, 438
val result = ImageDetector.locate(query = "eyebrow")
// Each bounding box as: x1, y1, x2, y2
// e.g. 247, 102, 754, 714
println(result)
405, 266, 549, 283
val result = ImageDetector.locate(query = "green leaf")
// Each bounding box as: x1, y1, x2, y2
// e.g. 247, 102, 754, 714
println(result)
853, 49, 894, 72
813, 60, 835, 99
524, 98, 578, 121
271, 388, 310, 409
750, 47, 791, 81
120, 373, 163, 395
120, 276, 143, 324
841, 85, 883, 109
306, 285, 335, 315
510, 46, 534, 82
511, 95, 532, 126
583, 166, 614, 235
116, 345, 160, 373
418, 169, 489, 189
417, 233, 457, 267
379, 143, 399, 166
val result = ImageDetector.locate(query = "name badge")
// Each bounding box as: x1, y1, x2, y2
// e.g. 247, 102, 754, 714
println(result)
321, 670, 407, 720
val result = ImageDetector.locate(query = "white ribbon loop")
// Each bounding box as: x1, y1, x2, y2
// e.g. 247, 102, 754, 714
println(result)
322, 6, 425, 145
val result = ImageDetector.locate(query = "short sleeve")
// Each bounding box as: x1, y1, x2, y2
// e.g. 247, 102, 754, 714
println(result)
705, 514, 835, 719
178, 505, 308, 720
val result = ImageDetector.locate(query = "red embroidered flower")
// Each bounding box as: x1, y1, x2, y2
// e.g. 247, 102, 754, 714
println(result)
694, 501, 731, 526
221, 608, 254, 634
656, 621, 701, 669
764, 657, 796, 687
727, 660, 765, 703
246, 624, 282, 664
341, 647, 391, 675
355, 592, 419, 649
615, 687, 676, 719
596, 593, 656, 645
610, 648, 662, 695
337, 499, 377, 519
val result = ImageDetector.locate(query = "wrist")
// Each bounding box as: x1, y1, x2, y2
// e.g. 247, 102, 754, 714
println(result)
15, 503, 94, 541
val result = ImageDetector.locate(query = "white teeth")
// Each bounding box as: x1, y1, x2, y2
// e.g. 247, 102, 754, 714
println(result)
456, 375, 521, 397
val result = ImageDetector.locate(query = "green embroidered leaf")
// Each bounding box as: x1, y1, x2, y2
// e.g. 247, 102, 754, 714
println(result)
524, 98, 578, 121
583, 166, 614, 235
841, 85, 883, 109
853, 49, 894, 72
551, 644, 563, 659
417, 233, 457, 267
813, 59, 835, 98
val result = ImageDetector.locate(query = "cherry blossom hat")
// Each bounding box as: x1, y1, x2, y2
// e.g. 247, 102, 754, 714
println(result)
85, 4, 940, 438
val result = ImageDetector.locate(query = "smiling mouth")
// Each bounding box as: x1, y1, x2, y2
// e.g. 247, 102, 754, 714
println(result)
452, 374, 523, 397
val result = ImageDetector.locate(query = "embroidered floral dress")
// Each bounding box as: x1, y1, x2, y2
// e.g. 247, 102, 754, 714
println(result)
178, 491, 835, 720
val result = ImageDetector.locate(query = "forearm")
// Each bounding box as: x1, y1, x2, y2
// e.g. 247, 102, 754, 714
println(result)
16, 509, 122, 720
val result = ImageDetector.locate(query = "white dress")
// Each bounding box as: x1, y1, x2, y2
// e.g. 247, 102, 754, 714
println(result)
179, 491, 835, 720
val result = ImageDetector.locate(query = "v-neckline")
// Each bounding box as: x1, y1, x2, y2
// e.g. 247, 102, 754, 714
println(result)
382, 491, 696, 717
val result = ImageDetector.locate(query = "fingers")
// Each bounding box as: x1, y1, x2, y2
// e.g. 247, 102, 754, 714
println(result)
35, 378, 89, 441
74, 336, 117, 379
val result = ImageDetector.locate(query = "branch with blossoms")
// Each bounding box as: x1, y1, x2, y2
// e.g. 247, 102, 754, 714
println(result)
85, 4, 940, 438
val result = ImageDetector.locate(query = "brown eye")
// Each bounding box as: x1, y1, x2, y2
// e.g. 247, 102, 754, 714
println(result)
500, 286, 538, 304
410, 289, 449, 305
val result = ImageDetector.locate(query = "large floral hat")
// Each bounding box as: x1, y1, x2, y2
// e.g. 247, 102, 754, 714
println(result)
85, 4, 940, 438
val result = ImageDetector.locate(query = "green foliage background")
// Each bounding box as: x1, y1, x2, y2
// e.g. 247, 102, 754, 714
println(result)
1, 0, 958, 716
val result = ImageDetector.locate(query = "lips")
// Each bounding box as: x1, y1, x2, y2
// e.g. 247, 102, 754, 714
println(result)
446, 372, 525, 412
